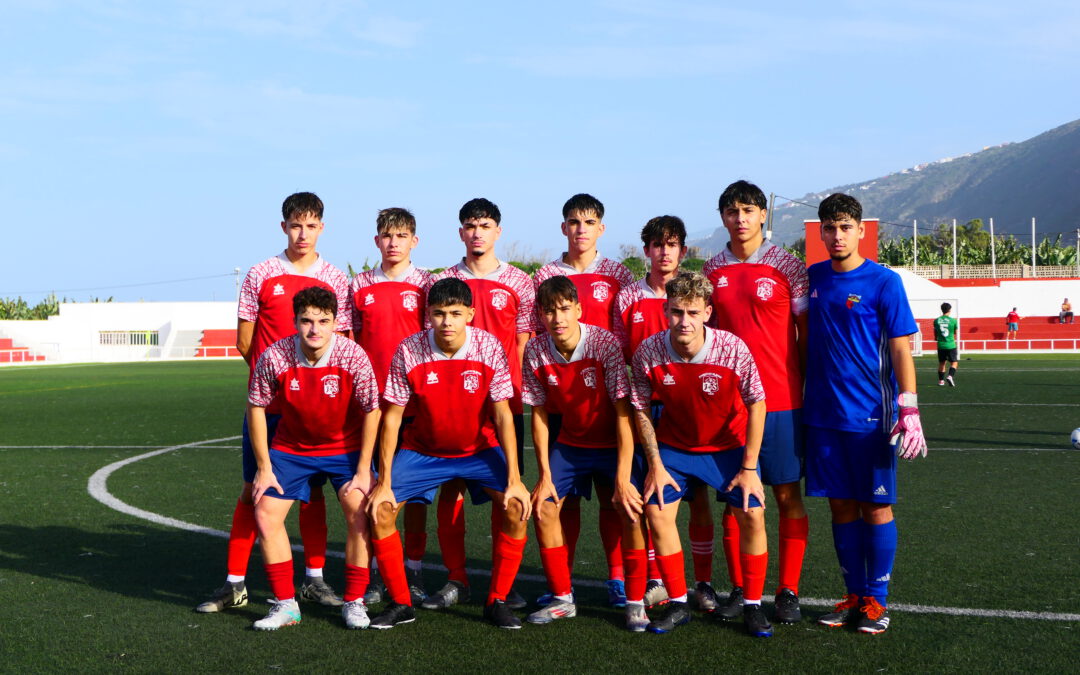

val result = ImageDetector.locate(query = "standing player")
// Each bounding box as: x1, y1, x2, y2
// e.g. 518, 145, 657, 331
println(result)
934, 303, 958, 386
426, 198, 536, 610
630, 273, 772, 637
521, 276, 639, 625
806, 193, 927, 634
248, 287, 381, 630
196, 192, 352, 614
1006, 307, 1021, 340
366, 278, 533, 629
703, 181, 810, 624
613, 215, 717, 612
350, 207, 432, 604
533, 193, 636, 606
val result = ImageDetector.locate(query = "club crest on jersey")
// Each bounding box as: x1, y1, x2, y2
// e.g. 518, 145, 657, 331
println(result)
662, 373, 676, 386
632, 311, 644, 324
273, 283, 286, 296
290, 378, 300, 391
591, 281, 611, 302
581, 367, 597, 389
490, 289, 511, 310
462, 370, 482, 393
715, 276, 729, 288
427, 372, 439, 385
547, 373, 559, 386
321, 374, 340, 398
846, 293, 862, 309
755, 278, 777, 301
699, 372, 722, 395
364, 293, 375, 306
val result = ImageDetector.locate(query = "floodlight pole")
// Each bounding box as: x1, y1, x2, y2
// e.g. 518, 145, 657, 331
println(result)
766, 192, 775, 240
235, 267, 242, 301
989, 218, 996, 278
952, 218, 957, 277
1075, 228, 1079, 278
913, 219, 917, 268
1031, 217, 1036, 277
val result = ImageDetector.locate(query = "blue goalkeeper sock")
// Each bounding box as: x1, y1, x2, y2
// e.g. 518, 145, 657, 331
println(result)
831, 520, 865, 597
862, 519, 898, 606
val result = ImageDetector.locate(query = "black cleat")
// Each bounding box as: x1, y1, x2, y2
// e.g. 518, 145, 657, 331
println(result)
647, 601, 691, 634
484, 599, 522, 629
773, 588, 802, 623
421, 580, 468, 610
369, 602, 416, 629
714, 586, 743, 621
818, 593, 860, 627
743, 603, 773, 637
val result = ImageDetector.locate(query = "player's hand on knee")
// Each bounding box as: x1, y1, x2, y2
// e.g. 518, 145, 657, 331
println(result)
505, 481, 532, 522
530, 479, 558, 521
252, 469, 282, 505
890, 392, 928, 460
366, 483, 397, 523
727, 469, 765, 513
613, 480, 644, 523
644, 466, 679, 510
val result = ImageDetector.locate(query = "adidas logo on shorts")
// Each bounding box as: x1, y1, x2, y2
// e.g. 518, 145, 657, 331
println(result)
874, 485, 888, 497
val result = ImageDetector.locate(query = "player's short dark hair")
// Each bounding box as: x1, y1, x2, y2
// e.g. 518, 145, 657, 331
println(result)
428, 278, 472, 308
640, 215, 687, 247
377, 207, 416, 235
293, 286, 337, 318
459, 198, 501, 225
941, 302, 952, 313
282, 192, 324, 220
665, 272, 713, 306
718, 180, 767, 211
536, 276, 579, 312
562, 193, 604, 220
818, 193, 862, 223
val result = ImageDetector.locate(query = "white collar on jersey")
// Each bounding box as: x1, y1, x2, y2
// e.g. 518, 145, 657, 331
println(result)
546, 322, 590, 364
276, 252, 326, 277
454, 259, 507, 280
427, 326, 473, 360
636, 277, 665, 299
553, 253, 605, 275
720, 239, 776, 265
293, 333, 336, 368
373, 263, 417, 283
664, 325, 714, 364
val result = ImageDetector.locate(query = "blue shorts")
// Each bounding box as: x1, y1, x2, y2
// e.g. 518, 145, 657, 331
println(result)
645, 444, 763, 509
242, 413, 284, 483
549, 443, 617, 500
390, 447, 509, 506
805, 426, 897, 503
1007, 322, 1019, 331
263, 449, 359, 502
759, 408, 804, 486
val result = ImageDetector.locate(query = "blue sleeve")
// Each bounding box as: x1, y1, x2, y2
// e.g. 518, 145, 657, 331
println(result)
878, 271, 917, 339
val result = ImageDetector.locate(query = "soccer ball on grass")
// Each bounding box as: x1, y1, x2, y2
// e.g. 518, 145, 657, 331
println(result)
1072, 428, 1080, 450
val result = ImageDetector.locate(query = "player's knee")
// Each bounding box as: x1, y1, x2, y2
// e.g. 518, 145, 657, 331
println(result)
861, 503, 893, 524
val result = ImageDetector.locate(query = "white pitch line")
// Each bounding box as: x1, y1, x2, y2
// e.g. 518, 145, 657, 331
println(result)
922, 402, 1078, 407
1, 444, 242, 450
86, 438, 1080, 623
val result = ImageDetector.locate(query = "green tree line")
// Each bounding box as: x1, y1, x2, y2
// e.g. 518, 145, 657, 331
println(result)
0, 295, 113, 320
878, 219, 1078, 266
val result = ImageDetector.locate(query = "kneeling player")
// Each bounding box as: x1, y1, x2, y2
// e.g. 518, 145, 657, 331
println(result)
522, 277, 640, 625
248, 287, 382, 630
630, 273, 773, 637
367, 278, 533, 629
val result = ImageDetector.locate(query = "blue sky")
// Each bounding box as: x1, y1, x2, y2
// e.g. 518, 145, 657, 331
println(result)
4, 0, 1079, 303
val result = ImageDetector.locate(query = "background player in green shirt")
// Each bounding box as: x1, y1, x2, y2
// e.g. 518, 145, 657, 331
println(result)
933, 303, 958, 386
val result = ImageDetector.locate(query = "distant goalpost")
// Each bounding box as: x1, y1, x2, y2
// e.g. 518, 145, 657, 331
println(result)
907, 297, 960, 357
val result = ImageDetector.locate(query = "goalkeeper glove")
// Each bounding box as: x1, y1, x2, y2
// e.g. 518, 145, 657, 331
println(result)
889, 392, 927, 460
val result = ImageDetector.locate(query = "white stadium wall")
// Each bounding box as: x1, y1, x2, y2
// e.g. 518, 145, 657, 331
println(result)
895, 270, 1080, 320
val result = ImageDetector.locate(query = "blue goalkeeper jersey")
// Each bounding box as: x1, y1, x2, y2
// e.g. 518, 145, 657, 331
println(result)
805, 259, 917, 433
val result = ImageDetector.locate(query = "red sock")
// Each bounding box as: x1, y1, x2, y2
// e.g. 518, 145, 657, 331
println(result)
403, 503, 428, 562
689, 523, 714, 584
264, 560, 294, 601
372, 533, 412, 606
778, 515, 809, 595
560, 502, 581, 571
226, 499, 257, 577
740, 551, 768, 603
623, 548, 648, 603
298, 491, 327, 570
721, 511, 743, 587
539, 545, 573, 597
487, 531, 527, 605
343, 564, 370, 603
404, 531, 427, 563
646, 530, 661, 580
598, 508, 624, 580
490, 505, 504, 560
436, 493, 467, 585
655, 552, 687, 600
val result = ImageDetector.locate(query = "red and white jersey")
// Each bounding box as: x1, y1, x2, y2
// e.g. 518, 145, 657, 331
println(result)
350, 264, 432, 393
522, 324, 631, 449
432, 260, 537, 414
631, 327, 764, 453
703, 241, 808, 412
613, 279, 669, 362
249, 335, 379, 456
384, 327, 513, 458
534, 255, 635, 332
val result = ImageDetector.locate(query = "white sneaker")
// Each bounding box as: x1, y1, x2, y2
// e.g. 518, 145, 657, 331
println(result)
625, 604, 650, 632
946, 375, 955, 387
253, 598, 301, 630
526, 598, 576, 624
342, 599, 370, 629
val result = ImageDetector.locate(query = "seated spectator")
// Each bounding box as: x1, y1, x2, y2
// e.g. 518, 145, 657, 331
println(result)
1060, 298, 1074, 325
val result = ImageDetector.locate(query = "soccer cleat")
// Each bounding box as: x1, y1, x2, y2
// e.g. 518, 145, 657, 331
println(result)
527, 598, 577, 624
625, 604, 650, 633
938, 380, 945, 386
714, 586, 744, 621
369, 602, 416, 629
773, 588, 802, 623
946, 375, 956, 387
818, 593, 861, 627
693, 581, 719, 613
505, 586, 528, 610
300, 576, 344, 607
406, 566, 427, 606
857, 597, 891, 634
364, 570, 385, 605
606, 579, 627, 608
195, 581, 248, 613
647, 601, 691, 634
253, 598, 301, 631
534, 591, 555, 608
644, 579, 669, 609
484, 599, 522, 629
743, 603, 773, 637
421, 580, 468, 610
341, 599, 370, 630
